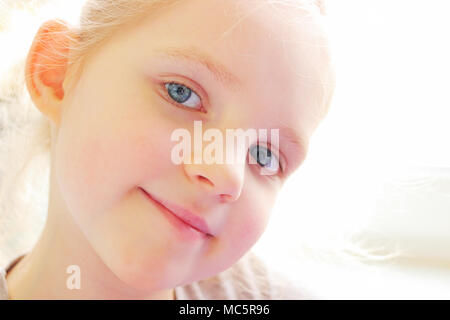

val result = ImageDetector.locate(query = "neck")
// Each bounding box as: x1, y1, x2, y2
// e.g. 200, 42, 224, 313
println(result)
6, 167, 175, 300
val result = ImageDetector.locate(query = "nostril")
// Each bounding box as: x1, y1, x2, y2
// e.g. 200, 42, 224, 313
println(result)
197, 175, 214, 187
219, 194, 233, 202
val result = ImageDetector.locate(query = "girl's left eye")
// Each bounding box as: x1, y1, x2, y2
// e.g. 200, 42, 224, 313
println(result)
248, 144, 281, 175
165, 82, 202, 110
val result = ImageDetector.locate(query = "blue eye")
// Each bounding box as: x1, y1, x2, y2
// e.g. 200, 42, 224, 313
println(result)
249, 144, 280, 174
165, 82, 202, 109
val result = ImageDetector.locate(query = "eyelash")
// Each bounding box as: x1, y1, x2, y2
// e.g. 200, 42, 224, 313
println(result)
248, 142, 285, 180
159, 79, 286, 178
161, 80, 207, 113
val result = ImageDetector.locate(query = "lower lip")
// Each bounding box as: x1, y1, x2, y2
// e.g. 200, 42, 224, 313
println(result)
139, 188, 210, 241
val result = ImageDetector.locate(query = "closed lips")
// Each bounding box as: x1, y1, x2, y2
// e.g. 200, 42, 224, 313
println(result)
140, 188, 213, 237
158, 199, 213, 237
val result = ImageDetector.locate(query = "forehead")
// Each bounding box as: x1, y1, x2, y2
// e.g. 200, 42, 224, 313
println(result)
125, 0, 331, 127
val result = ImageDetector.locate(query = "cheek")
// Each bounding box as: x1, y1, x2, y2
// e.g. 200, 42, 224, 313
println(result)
226, 186, 277, 256
53, 111, 183, 289
53, 111, 175, 234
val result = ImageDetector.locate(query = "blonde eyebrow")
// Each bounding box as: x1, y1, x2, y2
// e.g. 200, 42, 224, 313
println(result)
153, 46, 242, 91
153, 47, 307, 168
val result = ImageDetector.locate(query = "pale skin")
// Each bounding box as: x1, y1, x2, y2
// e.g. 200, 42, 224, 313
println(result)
6, 0, 332, 299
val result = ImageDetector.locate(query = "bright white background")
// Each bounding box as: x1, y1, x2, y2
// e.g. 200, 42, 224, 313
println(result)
254, 0, 450, 299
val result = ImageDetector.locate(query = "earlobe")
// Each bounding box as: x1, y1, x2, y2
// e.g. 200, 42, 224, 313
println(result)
25, 19, 74, 125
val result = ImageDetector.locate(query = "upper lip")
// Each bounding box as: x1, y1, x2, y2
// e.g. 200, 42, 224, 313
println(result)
141, 188, 213, 236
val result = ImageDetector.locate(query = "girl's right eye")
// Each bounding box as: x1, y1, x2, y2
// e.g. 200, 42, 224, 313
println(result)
164, 82, 203, 111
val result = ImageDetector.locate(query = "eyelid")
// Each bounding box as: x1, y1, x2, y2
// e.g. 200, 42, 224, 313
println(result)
266, 142, 286, 175
156, 75, 209, 113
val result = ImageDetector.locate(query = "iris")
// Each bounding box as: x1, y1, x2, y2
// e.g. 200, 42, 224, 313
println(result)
166, 83, 192, 103
249, 145, 272, 167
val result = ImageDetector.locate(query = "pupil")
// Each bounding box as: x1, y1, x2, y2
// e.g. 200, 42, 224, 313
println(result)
256, 146, 271, 167
168, 83, 191, 103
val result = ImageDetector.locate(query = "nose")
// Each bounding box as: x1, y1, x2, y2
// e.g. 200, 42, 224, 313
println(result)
183, 161, 245, 203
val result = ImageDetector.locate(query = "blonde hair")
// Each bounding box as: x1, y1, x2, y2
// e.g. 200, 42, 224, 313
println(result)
0, 0, 390, 298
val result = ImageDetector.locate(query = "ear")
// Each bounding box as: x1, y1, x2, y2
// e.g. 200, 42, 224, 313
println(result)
25, 19, 77, 126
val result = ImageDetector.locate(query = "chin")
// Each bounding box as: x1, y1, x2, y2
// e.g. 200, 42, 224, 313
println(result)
113, 259, 175, 293
111, 244, 201, 293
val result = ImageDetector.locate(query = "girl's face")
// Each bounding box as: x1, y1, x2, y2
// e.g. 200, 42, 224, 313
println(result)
53, 0, 330, 291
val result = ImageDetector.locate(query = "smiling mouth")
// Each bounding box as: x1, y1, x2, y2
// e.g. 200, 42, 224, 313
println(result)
139, 187, 213, 239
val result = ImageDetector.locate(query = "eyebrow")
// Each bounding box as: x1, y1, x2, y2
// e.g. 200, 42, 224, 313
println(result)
153, 46, 242, 91
153, 47, 307, 169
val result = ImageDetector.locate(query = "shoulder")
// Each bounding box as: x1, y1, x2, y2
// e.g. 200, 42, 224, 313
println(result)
175, 251, 316, 300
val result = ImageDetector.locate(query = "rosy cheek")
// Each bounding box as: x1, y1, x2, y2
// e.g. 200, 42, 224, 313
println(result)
227, 209, 267, 255
132, 129, 176, 172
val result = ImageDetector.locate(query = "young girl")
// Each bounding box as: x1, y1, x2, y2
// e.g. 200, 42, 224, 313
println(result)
0, 0, 334, 299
